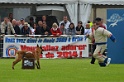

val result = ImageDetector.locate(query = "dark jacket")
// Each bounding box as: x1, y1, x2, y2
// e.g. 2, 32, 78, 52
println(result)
41, 26, 51, 35
21, 26, 31, 35
76, 26, 85, 35
35, 26, 42, 35
13, 25, 21, 35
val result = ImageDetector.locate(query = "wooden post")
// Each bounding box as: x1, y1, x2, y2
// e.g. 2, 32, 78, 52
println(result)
93, 7, 97, 20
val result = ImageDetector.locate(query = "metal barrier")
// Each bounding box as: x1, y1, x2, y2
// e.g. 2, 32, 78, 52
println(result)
0, 35, 3, 57
1, 35, 92, 58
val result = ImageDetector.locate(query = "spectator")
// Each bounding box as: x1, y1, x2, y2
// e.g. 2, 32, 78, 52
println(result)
41, 15, 51, 28
19, 18, 25, 30
16, 20, 21, 26
0, 25, 1, 35
87, 20, 93, 28
30, 23, 37, 35
84, 23, 92, 60
28, 17, 34, 28
35, 21, 43, 35
66, 23, 76, 35
42, 15, 47, 22
1, 17, 16, 36
51, 23, 62, 36
41, 22, 51, 35
76, 21, 85, 35
12, 19, 20, 35
59, 23, 66, 35
8, 13, 13, 23
21, 22, 31, 36
84, 23, 91, 35
59, 16, 70, 29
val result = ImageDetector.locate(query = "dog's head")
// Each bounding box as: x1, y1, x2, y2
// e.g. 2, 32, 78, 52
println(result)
36, 44, 43, 54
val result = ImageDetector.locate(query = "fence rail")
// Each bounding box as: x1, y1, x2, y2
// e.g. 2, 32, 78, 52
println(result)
0, 36, 3, 57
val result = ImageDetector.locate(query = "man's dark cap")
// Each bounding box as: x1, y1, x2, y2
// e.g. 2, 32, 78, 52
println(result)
95, 17, 102, 22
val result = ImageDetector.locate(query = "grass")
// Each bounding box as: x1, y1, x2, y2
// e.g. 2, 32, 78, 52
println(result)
0, 58, 124, 82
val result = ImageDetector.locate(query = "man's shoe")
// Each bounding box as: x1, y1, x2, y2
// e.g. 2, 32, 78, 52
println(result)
106, 58, 111, 66
90, 62, 95, 64
99, 63, 106, 67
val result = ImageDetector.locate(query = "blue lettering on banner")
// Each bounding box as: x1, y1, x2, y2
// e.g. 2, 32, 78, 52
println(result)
43, 38, 55, 43
27, 38, 37, 43
56, 37, 67, 42
77, 37, 83, 41
68, 37, 71, 42
16, 39, 26, 43
5, 37, 15, 43
72, 36, 83, 42
38, 39, 42, 43
83, 36, 87, 41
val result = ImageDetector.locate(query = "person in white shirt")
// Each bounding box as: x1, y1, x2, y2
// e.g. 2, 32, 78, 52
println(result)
19, 18, 25, 30
59, 16, 70, 29
84, 23, 91, 35
86, 22, 116, 67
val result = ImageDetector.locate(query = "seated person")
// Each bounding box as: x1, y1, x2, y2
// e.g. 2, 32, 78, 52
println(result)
50, 23, 62, 36
76, 21, 84, 35
66, 23, 76, 35
21, 22, 31, 36
59, 23, 66, 35
41, 22, 51, 35
84, 23, 91, 35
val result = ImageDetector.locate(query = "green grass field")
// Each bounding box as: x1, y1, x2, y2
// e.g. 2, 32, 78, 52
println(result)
0, 58, 124, 82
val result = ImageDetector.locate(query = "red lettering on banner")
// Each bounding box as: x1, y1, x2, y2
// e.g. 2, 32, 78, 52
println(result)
71, 51, 78, 57
61, 45, 87, 50
40, 54, 42, 58
45, 52, 54, 58
20, 45, 36, 51
42, 45, 58, 51
79, 51, 82, 58
57, 52, 63, 58
61, 45, 76, 50
57, 51, 78, 58
63, 52, 70, 58
77, 45, 87, 50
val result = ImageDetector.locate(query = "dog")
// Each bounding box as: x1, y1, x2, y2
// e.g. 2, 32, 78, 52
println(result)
12, 44, 43, 69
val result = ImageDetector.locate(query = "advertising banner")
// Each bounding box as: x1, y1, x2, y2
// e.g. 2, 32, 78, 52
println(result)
3, 35, 89, 58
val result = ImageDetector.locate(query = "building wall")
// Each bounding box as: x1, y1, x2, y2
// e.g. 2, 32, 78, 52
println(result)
89, 8, 94, 22
52, 11, 64, 23
52, 10, 70, 23
0, 4, 32, 22
89, 5, 124, 24
96, 8, 107, 23
89, 8, 107, 23
0, 4, 123, 25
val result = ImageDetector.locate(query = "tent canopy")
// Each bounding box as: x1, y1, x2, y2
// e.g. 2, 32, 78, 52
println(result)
0, 0, 77, 4
79, 0, 124, 5
1, 0, 124, 25
36, 5, 65, 11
